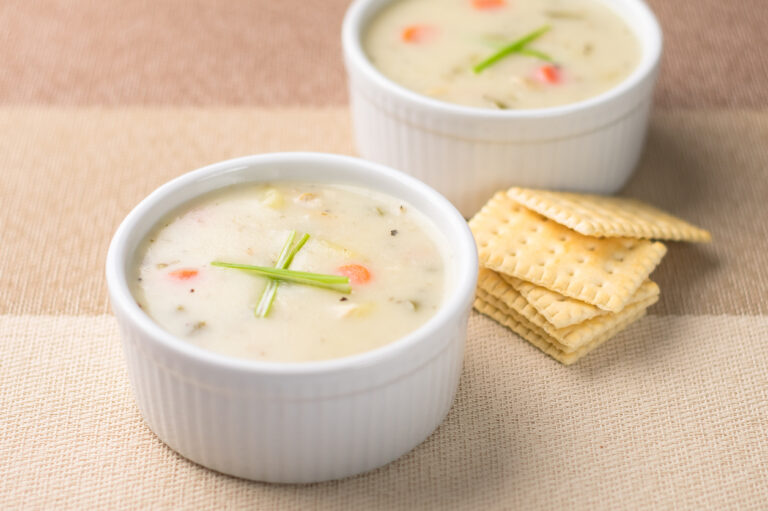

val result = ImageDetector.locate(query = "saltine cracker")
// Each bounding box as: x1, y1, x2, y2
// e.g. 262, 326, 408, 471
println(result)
476, 279, 658, 350
474, 296, 649, 365
507, 187, 711, 242
500, 273, 659, 329
470, 192, 667, 312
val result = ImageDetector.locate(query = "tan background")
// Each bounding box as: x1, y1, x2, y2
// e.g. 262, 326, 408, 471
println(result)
1, 1, 767, 509
1, 0, 767, 107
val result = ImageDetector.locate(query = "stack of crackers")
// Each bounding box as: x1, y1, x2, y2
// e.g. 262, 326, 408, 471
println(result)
470, 188, 711, 365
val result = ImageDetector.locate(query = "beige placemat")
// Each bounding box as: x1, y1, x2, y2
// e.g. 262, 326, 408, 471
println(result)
2, 313, 767, 509
1, 108, 765, 316
1, 0, 767, 508
2, 107, 767, 510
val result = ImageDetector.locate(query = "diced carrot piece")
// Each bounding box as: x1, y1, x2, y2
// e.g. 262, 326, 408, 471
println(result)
472, 0, 506, 9
535, 64, 561, 84
169, 269, 198, 280
336, 264, 372, 285
401, 25, 433, 43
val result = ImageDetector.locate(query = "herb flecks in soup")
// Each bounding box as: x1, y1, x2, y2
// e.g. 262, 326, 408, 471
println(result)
364, 0, 642, 109
131, 183, 446, 362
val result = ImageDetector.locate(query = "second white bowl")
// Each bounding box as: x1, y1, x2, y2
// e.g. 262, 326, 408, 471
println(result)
342, 0, 663, 217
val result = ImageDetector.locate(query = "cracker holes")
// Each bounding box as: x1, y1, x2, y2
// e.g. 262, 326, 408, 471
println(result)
587, 245, 596, 252
559, 235, 569, 242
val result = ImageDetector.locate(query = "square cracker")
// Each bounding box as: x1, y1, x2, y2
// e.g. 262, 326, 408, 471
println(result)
476, 273, 658, 350
470, 192, 667, 312
507, 187, 711, 242
474, 296, 648, 365
500, 273, 660, 329
478, 269, 659, 347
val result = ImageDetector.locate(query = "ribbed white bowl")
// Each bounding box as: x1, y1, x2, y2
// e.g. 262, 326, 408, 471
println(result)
343, 0, 663, 216
106, 153, 478, 483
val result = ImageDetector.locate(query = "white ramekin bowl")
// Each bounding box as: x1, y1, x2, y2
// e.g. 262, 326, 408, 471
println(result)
106, 153, 478, 483
343, 0, 663, 217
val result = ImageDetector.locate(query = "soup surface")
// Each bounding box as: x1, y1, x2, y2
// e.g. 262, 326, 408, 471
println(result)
364, 0, 641, 109
131, 182, 446, 362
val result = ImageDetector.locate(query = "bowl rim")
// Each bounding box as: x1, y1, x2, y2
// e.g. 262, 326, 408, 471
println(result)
106, 152, 478, 376
342, 0, 663, 119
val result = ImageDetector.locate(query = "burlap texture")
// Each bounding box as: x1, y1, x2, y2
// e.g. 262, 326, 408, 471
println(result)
2, 315, 767, 509
2, 0, 767, 508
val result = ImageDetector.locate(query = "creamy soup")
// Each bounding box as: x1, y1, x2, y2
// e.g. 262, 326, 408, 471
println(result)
131, 183, 446, 362
364, 0, 641, 109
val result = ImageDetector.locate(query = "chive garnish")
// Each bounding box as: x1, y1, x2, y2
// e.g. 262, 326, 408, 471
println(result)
211, 262, 352, 294
255, 231, 310, 318
517, 48, 554, 62
473, 25, 551, 73
254, 230, 295, 317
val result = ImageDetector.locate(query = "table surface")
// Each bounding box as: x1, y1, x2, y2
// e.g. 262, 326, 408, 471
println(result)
2, 1, 767, 509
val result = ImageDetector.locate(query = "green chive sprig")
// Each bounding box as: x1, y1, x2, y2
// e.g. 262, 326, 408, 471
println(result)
517, 48, 554, 62
254, 231, 310, 318
473, 25, 551, 73
211, 262, 351, 294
